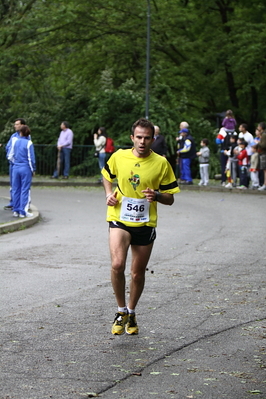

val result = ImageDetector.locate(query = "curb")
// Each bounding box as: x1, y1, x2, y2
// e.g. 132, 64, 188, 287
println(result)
0, 181, 265, 235
1, 179, 266, 194
0, 204, 40, 235
0, 180, 102, 188
180, 184, 266, 195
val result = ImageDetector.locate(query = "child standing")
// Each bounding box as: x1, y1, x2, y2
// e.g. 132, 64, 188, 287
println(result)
235, 139, 249, 189
8, 125, 36, 217
196, 138, 210, 186
224, 135, 238, 188
250, 144, 260, 189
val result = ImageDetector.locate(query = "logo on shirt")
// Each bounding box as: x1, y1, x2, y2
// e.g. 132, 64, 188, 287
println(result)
128, 171, 140, 191
134, 163, 140, 167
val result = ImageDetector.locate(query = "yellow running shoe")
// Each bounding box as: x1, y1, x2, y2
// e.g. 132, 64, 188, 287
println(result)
111, 312, 128, 335
125, 314, 139, 335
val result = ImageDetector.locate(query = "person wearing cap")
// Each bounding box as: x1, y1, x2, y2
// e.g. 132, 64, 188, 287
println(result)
176, 125, 196, 184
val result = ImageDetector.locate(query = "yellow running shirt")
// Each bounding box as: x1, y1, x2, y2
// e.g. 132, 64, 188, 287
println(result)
102, 148, 180, 227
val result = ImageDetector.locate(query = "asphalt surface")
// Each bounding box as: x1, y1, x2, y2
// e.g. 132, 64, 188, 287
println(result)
0, 181, 265, 399
1, 176, 265, 234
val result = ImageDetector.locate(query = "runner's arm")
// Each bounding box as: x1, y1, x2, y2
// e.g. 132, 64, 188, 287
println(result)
142, 188, 174, 205
102, 176, 118, 206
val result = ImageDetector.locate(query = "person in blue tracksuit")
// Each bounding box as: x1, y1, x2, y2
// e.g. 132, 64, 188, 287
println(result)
8, 125, 36, 218
176, 127, 196, 184
4, 118, 27, 210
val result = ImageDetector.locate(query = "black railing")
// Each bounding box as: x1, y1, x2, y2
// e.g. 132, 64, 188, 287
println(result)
0, 145, 127, 177
0, 146, 9, 175
34, 145, 100, 177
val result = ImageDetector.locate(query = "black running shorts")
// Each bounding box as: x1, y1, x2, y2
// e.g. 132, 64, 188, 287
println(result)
109, 221, 156, 246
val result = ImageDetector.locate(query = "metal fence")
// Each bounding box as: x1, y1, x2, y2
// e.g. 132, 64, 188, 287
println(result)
0, 145, 126, 177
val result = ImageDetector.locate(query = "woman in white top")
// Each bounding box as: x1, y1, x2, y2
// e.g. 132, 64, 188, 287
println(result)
94, 127, 107, 176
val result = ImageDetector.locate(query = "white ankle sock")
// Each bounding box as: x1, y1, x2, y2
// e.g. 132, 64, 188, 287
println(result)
127, 307, 135, 314
118, 306, 128, 313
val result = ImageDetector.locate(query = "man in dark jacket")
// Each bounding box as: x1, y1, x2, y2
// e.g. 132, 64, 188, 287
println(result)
176, 127, 196, 184
151, 125, 167, 157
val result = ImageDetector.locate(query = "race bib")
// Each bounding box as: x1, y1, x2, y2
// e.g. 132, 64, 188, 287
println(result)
120, 197, 150, 223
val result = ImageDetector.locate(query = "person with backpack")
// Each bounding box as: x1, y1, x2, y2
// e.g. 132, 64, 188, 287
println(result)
105, 135, 115, 162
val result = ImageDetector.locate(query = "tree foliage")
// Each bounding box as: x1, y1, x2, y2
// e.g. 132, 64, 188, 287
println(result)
0, 0, 266, 158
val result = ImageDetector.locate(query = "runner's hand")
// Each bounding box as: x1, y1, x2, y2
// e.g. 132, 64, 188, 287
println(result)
106, 191, 118, 206
142, 187, 156, 203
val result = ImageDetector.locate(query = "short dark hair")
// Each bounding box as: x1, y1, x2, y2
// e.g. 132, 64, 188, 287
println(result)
258, 121, 266, 131
62, 121, 69, 129
239, 139, 247, 147
131, 118, 155, 138
202, 138, 209, 145
20, 125, 31, 137
15, 118, 26, 125
240, 123, 248, 131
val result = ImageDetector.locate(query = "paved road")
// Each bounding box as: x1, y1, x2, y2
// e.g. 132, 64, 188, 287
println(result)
0, 186, 265, 399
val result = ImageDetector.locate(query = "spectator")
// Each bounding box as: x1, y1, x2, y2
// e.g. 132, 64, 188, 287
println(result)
94, 127, 107, 182
238, 124, 254, 188
7, 125, 36, 218
249, 143, 260, 190
4, 118, 26, 210
196, 138, 210, 186
238, 123, 254, 157
52, 121, 74, 179
176, 124, 196, 184
257, 122, 266, 190
235, 139, 249, 189
254, 128, 261, 144
105, 135, 115, 162
224, 135, 238, 188
176, 122, 188, 179
256, 124, 263, 186
151, 125, 167, 157
216, 115, 238, 185
221, 109, 237, 133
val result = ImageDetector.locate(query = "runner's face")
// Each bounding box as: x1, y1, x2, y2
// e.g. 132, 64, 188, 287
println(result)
131, 126, 154, 158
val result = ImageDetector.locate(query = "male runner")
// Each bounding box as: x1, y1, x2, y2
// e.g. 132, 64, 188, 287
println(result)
102, 118, 180, 335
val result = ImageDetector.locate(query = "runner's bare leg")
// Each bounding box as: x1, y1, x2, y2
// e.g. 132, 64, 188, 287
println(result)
128, 243, 153, 310
109, 228, 131, 308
